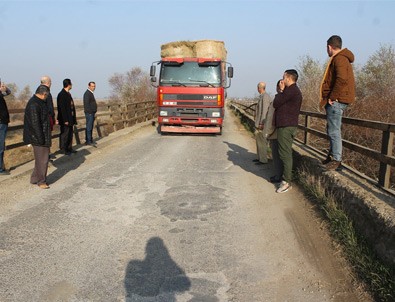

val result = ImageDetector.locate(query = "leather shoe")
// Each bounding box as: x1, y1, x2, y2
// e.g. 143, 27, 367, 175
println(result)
38, 183, 50, 189
325, 160, 341, 171
322, 155, 332, 165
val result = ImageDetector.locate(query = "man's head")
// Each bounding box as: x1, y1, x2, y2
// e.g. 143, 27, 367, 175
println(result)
88, 81, 96, 92
35, 85, 50, 100
257, 82, 266, 94
283, 69, 298, 87
327, 35, 342, 57
63, 78, 72, 90
40, 76, 52, 88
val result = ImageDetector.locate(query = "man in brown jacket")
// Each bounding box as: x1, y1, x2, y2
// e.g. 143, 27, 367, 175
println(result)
320, 35, 355, 170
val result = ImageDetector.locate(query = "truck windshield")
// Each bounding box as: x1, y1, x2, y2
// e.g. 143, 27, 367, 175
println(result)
160, 61, 222, 87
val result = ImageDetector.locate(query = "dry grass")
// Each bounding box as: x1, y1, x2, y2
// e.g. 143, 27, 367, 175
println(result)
296, 168, 395, 301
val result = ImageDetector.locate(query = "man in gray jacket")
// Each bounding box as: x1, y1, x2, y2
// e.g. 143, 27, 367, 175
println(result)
254, 82, 271, 164
83, 81, 97, 145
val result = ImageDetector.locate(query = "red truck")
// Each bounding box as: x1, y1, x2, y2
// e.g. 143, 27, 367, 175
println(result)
150, 55, 233, 134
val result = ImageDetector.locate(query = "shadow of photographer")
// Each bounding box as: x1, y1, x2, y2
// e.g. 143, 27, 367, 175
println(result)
124, 237, 191, 301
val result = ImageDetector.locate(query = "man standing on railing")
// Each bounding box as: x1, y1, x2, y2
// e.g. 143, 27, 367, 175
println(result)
320, 35, 355, 171
83, 81, 97, 146
57, 79, 77, 155
0, 80, 11, 175
273, 70, 303, 193
23, 85, 51, 189
253, 82, 271, 164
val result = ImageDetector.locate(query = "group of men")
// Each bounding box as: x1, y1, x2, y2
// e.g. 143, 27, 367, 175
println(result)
254, 35, 355, 193
0, 77, 98, 189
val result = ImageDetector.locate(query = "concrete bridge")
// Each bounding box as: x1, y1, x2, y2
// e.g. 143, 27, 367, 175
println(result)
0, 110, 385, 301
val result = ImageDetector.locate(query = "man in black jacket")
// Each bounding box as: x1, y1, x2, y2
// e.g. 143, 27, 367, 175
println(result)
57, 79, 76, 155
273, 69, 303, 193
23, 85, 51, 189
83, 81, 97, 145
0, 80, 11, 175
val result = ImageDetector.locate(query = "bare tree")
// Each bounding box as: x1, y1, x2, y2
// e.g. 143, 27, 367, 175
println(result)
17, 85, 32, 103
109, 67, 156, 105
352, 44, 395, 123
297, 55, 325, 112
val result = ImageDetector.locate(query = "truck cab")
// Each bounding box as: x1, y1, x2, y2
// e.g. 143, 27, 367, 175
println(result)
150, 57, 233, 134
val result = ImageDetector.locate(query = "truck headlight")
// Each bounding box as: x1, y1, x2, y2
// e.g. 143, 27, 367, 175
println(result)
160, 111, 168, 116
210, 119, 217, 123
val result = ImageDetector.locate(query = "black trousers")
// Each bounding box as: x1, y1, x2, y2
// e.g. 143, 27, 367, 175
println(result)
59, 125, 74, 152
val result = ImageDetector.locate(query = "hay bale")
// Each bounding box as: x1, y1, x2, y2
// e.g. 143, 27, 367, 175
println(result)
160, 40, 227, 60
194, 40, 227, 61
160, 41, 194, 58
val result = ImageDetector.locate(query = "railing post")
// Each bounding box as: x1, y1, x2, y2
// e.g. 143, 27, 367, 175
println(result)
304, 115, 311, 146
73, 125, 81, 145
122, 105, 127, 128
378, 129, 394, 188
95, 117, 102, 138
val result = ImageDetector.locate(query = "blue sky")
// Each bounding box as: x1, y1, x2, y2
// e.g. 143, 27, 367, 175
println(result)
0, 0, 394, 99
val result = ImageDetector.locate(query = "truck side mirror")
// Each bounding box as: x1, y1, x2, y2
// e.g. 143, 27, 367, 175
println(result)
227, 66, 234, 78
150, 76, 157, 83
150, 65, 156, 77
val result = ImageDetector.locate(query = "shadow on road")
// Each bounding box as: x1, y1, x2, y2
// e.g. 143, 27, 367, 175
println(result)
47, 148, 91, 184
223, 141, 273, 181
124, 237, 191, 301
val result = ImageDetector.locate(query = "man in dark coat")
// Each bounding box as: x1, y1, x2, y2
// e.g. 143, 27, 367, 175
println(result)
0, 80, 11, 175
40, 76, 56, 160
83, 81, 97, 145
40, 76, 55, 129
273, 69, 303, 193
23, 85, 51, 189
57, 78, 76, 155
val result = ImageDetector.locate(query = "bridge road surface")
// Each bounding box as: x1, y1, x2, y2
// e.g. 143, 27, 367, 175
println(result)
0, 110, 370, 302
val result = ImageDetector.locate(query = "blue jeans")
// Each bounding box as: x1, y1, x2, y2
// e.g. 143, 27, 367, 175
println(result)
0, 123, 8, 170
325, 101, 348, 161
85, 113, 95, 143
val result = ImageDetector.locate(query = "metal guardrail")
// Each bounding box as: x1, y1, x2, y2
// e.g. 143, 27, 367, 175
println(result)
228, 100, 395, 190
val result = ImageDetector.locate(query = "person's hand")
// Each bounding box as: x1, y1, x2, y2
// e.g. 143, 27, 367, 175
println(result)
279, 80, 285, 92
328, 99, 334, 106
0, 83, 6, 93
65, 122, 69, 125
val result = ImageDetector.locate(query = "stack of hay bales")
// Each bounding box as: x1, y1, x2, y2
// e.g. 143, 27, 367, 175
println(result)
160, 40, 227, 61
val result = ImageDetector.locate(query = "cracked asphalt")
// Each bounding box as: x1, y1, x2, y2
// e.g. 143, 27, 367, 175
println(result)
0, 110, 371, 301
